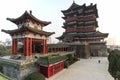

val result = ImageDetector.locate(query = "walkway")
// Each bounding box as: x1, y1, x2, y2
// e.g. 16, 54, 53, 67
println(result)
46, 57, 114, 80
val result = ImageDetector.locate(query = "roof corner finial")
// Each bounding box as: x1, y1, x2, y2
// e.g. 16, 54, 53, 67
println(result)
90, 3, 93, 6
30, 10, 32, 14
73, 0, 75, 3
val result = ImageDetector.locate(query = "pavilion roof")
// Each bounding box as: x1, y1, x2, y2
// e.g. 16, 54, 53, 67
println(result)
61, 2, 97, 12
61, 2, 98, 17
2, 26, 55, 36
7, 11, 51, 26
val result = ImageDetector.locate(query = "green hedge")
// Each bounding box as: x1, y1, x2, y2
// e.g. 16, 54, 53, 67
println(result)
64, 54, 78, 68
38, 54, 67, 65
25, 72, 45, 80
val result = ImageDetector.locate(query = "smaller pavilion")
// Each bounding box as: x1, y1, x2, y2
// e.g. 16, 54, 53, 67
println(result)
2, 11, 55, 58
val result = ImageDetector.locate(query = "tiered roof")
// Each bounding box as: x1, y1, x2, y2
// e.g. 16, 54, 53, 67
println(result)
2, 11, 55, 36
57, 2, 108, 42
2, 26, 54, 36
61, 2, 98, 18
7, 11, 51, 26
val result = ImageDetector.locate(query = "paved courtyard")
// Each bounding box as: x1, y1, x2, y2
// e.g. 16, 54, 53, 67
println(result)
46, 57, 114, 80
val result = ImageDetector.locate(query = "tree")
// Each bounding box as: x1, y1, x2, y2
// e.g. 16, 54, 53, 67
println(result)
108, 49, 120, 80
0, 45, 12, 56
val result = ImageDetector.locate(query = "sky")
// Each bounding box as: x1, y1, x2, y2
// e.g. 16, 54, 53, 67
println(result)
0, 0, 120, 45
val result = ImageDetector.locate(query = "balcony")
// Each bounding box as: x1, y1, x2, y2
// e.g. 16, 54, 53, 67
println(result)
63, 21, 77, 26
88, 41, 106, 44
78, 14, 96, 21
65, 16, 78, 22
65, 27, 96, 33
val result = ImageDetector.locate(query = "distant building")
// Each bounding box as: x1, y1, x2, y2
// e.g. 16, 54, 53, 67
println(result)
57, 2, 108, 58
0, 41, 6, 46
5, 39, 12, 46
107, 45, 120, 50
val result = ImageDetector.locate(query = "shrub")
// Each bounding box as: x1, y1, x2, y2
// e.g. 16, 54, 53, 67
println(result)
73, 57, 78, 61
67, 54, 73, 61
116, 71, 120, 80
25, 72, 45, 80
64, 61, 69, 68
66, 54, 78, 64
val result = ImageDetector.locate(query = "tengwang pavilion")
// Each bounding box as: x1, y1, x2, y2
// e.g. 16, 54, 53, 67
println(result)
57, 2, 108, 58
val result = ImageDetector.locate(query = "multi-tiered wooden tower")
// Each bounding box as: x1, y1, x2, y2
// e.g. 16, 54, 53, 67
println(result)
57, 2, 108, 58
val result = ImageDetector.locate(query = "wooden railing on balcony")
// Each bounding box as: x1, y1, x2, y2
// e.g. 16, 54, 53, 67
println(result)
65, 27, 96, 33
89, 41, 106, 44
65, 15, 96, 23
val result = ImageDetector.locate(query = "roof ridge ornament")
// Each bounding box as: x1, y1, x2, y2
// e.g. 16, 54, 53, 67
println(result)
73, 0, 75, 3
29, 10, 32, 14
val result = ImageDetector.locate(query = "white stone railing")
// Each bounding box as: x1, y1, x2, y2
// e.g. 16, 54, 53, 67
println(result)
0, 56, 36, 66
0, 57, 20, 65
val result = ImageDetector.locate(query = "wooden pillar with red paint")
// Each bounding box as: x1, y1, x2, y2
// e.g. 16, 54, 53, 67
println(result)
33, 43, 36, 53
47, 65, 50, 78
52, 65, 54, 76
24, 37, 29, 56
43, 39, 47, 54
45, 40, 48, 53
12, 38, 18, 55
43, 40, 45, 54
29, 38, 32, 56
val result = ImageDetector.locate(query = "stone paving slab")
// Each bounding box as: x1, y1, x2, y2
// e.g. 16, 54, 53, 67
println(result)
46, 57, 114, 80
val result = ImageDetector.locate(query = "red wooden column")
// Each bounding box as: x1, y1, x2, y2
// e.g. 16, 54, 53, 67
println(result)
47, 65, 50, 78
24, 38, 29, 56
45, 40, 48, 53
62, 61, 64, 70
29, 38, 32, 56
12, 39, 15, 54
43, 40, 45, 54
14, 39, 17, 55
33, 43, 36, 53
52, 65, 55, 76
12, 39, 15, 55
43, 39, 47, 54
12, 38, 18, 55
